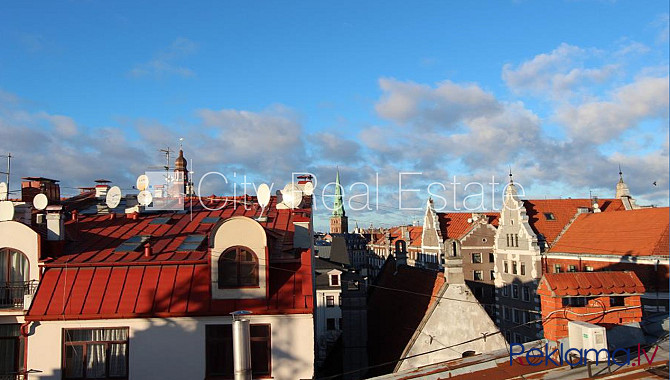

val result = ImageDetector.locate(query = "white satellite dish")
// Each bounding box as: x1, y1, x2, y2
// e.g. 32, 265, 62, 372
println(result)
0, 201, 15, 222
257, 184, 271, 208
0, 182, 7, 201
280, 183, 303, 209
303, 182, 314, 196
136, 175, 150, 191
106, 186, 122, 209
33, 193, 49, 211
137, 190, 153, 206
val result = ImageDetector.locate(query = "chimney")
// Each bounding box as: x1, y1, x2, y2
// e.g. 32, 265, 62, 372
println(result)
94, 179, 111, 198
231, 311, 253, 380
395, 240, 407, 266
443, 241, 464, 284
144, 243, 152, 258
46, 205, 64, 241
21, 177, 60, 203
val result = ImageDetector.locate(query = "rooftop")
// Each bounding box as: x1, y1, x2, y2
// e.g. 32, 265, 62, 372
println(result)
538, 271, 645, 297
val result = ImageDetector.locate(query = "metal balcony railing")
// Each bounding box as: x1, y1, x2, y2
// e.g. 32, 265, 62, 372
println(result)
0, 281, 38, 309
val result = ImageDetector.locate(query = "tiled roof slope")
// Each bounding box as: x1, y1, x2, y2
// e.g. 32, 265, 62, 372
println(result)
367, 258, 445, 377
538, 271, 645, 297
549, 207, 669, 256
437, 212, 499, 240
522, 198, 625, 245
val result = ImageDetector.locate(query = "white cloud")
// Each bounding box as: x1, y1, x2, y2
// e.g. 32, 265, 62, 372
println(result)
130, 37, 198, 78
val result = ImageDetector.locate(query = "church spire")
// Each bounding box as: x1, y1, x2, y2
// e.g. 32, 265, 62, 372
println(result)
616, 164, 631, 199
505, 166, 517, 196
332, 169, 345, 217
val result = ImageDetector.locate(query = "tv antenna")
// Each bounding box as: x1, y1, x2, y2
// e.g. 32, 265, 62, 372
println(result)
106, 186, 122, 209
256, 183, 271, 221
33, 193, 49, 211
159, 147, 174, 171
0, 153, 11, 194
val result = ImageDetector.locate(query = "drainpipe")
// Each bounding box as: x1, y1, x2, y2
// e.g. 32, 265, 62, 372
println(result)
231, 311, 252, 380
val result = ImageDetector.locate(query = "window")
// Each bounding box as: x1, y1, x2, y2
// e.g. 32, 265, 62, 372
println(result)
0, 249, 30, 308
506, 234, 510, 247
520, 263, 526, 276
513, 309, 520, 323
206, 324, 271, 378
63, 328, 128, 379
568, 265, 577, 272
0, 324, 23, 378
490, 270, 495, 281
472, 253, 482, 264
512, 284, 519, 299
330, 274, 339, 286
504, 306, 511, 321
611, 296, 625, 307
176, 235, 206, 252
326, 318, 336, 331
488, 253, 495, 263
514, 234, 519, 247
218, 246, 259, 288
553, 264, 562, 274
585, 266, 594, 272
562, 297, 587, 307
473, 270, 483, 281
522, 286, 530, 302
544, 213, 556, 221
114, 235, 150, 253
326, 296, 335, 307
501, 284, 509, 297
512, 261, 518, 274
503, 261, 509, 273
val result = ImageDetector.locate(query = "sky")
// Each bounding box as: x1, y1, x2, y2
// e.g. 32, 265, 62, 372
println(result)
1, 1, 668, 231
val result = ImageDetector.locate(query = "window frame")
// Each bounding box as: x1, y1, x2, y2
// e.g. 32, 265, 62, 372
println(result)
61, 327, 129, 380
326, 295, 335, 307
471, 253, 482, 264
0, 324, 23, 377
520, 262, 526, 276
512, 284, 519, 299
217, 246, 260, 289
473, 270, 483, 281
522, 286, 530, 302
488, 253, 495, 263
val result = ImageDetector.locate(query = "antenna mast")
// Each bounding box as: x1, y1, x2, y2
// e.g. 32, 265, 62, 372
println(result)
0, 153, 11, 193
159, 147, 174, 171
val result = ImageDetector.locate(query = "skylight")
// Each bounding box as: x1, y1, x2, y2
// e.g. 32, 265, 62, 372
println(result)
200, 217, 221, 224
149, 217, 172, 225
176, 235, 206, 252
114, 235, 151, 253
544, 213, 556, 221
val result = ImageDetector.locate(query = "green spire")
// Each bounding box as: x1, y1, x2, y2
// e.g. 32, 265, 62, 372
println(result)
332, 169, 345, 217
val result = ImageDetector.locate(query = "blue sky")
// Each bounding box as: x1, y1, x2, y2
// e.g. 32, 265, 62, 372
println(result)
1, 1, 668, 231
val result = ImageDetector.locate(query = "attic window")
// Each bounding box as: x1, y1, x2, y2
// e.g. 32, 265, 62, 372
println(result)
201, 217, 221, 224
115, 235, 150, 253
150, 217, 172, 225
176, 235, 206, 252
544, 213, 556, 221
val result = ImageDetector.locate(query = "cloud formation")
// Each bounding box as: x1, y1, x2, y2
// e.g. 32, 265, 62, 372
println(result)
130, 37, 198, 78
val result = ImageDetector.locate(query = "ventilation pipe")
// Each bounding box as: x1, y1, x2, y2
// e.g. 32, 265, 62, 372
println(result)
231, 311, 252, 380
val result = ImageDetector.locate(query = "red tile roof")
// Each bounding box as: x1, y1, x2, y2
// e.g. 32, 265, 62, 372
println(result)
438, 212, 499, 240
549, 207, 669, 256
367, 259, 445, 377
27, 195, 314, 321
522, 198, 625, 245
538, 271, 645, 297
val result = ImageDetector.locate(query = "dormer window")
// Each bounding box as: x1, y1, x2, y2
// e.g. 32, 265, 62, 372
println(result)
218, 246, 259, 288
544, 213, 556, 221
330, 274, 340, 287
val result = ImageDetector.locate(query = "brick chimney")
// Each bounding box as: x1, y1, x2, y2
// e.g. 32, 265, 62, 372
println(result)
21, 177, 60, 203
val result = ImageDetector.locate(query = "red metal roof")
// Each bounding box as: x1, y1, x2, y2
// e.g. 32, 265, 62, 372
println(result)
537, 271, 645, 297
522, 198, 625, 245
27, 195, 314, 321
549, 207, 669, 256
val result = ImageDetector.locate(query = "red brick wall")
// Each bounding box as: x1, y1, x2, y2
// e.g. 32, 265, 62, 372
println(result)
541, 294, 643, 341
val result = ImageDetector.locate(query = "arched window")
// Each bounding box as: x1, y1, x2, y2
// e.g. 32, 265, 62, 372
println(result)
0, 248, 29, 284
218, 246, 259, 288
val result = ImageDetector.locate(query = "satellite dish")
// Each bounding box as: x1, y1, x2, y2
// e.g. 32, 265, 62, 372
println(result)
106, 186, 122, 209
136, 175, 150, 191
257, 184, 271, 208
0, 182, 7, 201
137, 190, 153, 206
33, 194, 49, 211
0, 201, 14, 222
280, 183, 303, 209
303, 182, 314, 196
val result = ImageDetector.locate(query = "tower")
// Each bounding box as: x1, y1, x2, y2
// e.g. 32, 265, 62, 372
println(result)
174, 149, 190, 195
615, 166, 638, 210
329, 169, 348, 234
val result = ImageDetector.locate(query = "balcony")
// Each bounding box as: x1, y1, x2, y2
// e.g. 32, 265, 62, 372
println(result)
0, 281, 38, 309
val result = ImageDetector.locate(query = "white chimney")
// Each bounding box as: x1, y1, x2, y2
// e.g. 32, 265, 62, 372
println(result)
46, 205, 64, 241
231, 311, 252, 380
